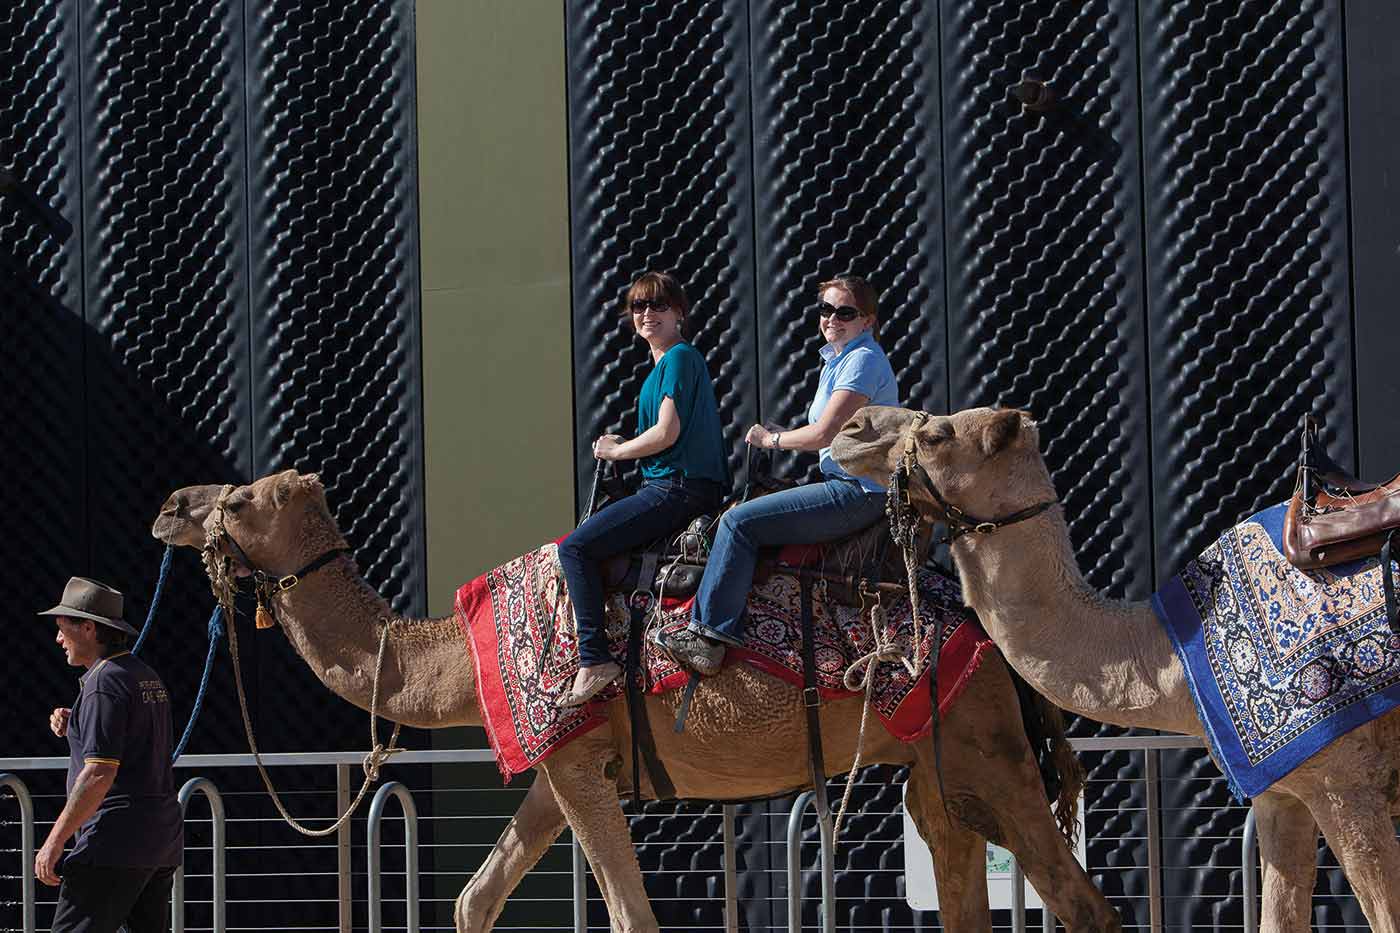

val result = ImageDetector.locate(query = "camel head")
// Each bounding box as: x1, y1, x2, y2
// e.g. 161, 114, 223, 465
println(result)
151, 470, 345, 578
151, 484, 226, 547
831, 405, 1054, 527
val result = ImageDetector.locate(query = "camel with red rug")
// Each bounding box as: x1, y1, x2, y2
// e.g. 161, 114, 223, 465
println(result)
832, 406, 1400, 933
151, 471, 1121, 933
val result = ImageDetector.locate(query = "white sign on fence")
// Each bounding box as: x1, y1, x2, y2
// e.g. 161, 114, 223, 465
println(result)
901, 782, 1087, 912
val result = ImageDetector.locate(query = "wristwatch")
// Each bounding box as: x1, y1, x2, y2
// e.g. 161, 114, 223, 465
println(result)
770, 432, 781, 450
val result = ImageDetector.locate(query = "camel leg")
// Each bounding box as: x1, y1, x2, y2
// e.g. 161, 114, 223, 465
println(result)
914, 660, 1120, 932
1304, 787, 1400, 932
936, 752, 1117, 933
539, 732, 659, 933
1252, 791, 1317, 933
907, 759, 991, 932
454, 772, 568, 933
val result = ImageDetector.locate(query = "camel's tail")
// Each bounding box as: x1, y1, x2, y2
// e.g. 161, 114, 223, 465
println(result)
1012, 670, 1084, 849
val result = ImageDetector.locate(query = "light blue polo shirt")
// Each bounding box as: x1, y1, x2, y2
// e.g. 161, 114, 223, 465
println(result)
807, 330, 899, 492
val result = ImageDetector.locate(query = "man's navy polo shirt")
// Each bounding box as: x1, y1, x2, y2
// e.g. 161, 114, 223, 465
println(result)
65, 651, 183, 867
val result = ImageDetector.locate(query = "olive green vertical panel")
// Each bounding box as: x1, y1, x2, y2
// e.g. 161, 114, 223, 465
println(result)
417, 0, 573, 616
416, 3, 573, 929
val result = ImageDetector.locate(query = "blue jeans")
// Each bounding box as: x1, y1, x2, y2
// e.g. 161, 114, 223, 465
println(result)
559, 477, 722, 667
689, 477, 886, 646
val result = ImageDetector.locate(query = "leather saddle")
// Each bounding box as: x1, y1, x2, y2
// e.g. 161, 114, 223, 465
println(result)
598, 511, 922, 607
596, 462, 922, 605
1282, 415, 1400, 569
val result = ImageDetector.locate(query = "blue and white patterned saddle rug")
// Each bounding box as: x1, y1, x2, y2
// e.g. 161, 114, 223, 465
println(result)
1152, 502, 1400, 800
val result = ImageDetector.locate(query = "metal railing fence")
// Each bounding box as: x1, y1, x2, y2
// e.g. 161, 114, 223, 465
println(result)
1, 738, 1392, 932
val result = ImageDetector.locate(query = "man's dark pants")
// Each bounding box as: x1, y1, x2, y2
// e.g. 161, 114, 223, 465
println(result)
51, 864, 176, 933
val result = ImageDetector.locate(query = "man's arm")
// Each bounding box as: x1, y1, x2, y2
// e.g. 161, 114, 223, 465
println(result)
35, 761, 117, 886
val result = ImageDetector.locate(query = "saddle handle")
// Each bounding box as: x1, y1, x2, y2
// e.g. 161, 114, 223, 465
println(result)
1300, 414, 1319, 503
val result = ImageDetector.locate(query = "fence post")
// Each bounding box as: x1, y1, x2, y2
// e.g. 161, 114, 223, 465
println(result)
1241, 807, 1259, 933
785, 791, 835, 933
174, 777, 226, 933
1012, 860, 1026, 933
337, 764, 352, 933
572, 833, 587, 933
1145, 749, 1164, 933
0, 774, 35, 933
367, 781, 419, 933
723, 804, 738, 933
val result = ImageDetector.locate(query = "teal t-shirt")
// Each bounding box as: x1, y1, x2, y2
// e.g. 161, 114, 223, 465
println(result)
636, 342, 730, 486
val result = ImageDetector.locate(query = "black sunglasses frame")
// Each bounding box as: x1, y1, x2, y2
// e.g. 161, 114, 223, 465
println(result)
817, 302, 862, 322
629, 298, 673, 313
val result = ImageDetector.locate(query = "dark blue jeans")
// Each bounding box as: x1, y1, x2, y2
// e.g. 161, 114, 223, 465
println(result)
559, 477, 722, 667
689, 477, 886, 646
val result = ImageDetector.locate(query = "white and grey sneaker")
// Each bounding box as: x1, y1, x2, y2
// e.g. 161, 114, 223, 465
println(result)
653, 626, 726, 676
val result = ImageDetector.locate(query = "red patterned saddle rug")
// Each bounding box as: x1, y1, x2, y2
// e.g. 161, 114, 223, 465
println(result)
456, 542, 994, 781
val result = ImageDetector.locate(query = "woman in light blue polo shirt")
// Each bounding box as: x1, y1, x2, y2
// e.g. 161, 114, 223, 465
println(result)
556, 271, 730, 706
657, 275, 898, 674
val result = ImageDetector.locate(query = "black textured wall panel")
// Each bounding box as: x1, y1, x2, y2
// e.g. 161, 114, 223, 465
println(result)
0, 0, 86, 762
1343, 1, 1400, 477
565, 0, 758, 504
77, 0, 252, 749
941, 0, 1153, 602
1140, 1, 1357, 927
938, 3, 1154, 927
246, 0, 427, 751
750, 0, 946, 484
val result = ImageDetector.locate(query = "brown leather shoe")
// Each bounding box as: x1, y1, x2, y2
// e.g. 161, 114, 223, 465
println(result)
555, 661, 622, 708
653, 626, 725, 676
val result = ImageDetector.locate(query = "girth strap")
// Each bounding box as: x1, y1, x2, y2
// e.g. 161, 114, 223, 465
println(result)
798, 574, 831, 827
626, 551, 675, 804
1383, 530, 1400, 636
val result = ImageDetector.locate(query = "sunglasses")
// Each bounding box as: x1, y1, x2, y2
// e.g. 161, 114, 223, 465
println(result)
630, 298, 672, 313
817, 302, 861, 322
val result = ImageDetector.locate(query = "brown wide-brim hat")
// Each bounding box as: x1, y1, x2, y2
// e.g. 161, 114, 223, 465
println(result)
37, 576, 138, 637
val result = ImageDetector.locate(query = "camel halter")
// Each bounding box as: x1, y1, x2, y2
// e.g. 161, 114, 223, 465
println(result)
203, 483, 402, 836
889, 412, 1059, 544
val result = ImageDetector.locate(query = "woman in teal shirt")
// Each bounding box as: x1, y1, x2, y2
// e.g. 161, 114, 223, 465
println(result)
556, 271, 729, 706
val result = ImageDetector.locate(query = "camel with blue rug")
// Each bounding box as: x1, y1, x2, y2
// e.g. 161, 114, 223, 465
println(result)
152, 472, 1121, 933
833, 406, 1400, 933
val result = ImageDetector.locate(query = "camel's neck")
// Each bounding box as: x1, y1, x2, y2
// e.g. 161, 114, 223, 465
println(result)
952, 507, 1200, 735
270, 546, 479, 730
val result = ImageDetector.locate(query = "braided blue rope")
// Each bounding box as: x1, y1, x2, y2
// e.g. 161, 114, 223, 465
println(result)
132, 544, 174, 656
171, 605, 224, 763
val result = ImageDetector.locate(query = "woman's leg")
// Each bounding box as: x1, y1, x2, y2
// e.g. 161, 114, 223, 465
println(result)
557, 480, 705, 668
690, 478, 884, 645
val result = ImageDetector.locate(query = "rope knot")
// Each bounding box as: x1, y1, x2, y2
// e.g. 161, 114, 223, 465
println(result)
363, 743, 402, 782
842, 642, 909, 691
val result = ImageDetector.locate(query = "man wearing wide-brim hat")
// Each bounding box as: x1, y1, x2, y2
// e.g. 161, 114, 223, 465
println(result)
36, 577, 183, 933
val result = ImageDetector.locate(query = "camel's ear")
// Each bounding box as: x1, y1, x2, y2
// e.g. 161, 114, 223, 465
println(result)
832, 406, 913, 479
273, 471, 298, 509
300, 472, 323, 492
979, 409, 1022, 458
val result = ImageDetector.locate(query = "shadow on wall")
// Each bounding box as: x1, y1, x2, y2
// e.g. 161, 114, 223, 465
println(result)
0, 184, 426, 764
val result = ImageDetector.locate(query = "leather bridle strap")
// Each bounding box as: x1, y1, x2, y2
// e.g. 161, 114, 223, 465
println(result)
910, 460, 1058, 543
250, 546, 354, 597
222, 525, 351, 598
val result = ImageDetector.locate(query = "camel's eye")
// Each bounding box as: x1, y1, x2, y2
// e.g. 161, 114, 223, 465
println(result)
225, 490, 253, 514
920, 422, 956, 448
